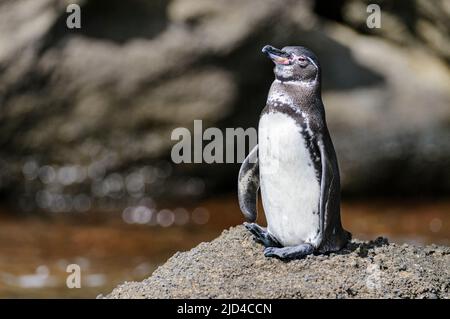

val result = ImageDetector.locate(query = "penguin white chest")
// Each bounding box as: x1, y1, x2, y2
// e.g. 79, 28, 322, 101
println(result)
259, 112, 321, 247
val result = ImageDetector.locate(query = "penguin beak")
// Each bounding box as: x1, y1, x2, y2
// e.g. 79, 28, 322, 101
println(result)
262, 45, 291, 65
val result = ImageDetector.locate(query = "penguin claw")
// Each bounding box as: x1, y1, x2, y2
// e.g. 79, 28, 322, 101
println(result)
244, 222, 282, 248
244, 222, 263, 236
263, 247, 278, 257
244, 222, 264, 244
264, 244, 314, 260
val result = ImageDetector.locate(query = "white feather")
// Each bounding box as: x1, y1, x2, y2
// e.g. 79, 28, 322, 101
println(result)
259, 112, 321, 247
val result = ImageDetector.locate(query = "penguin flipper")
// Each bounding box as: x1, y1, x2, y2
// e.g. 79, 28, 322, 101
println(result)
318, 135, 349, 251
238, 145, 259, 222
318, 138, 331, 240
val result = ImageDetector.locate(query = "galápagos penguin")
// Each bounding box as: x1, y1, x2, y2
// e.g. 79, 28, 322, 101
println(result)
238, 45, 351, 260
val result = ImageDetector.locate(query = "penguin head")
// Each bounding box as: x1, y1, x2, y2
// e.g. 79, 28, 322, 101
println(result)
262, 45, 320, 84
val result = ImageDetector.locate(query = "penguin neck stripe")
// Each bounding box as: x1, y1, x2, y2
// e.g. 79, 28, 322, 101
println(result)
305, 56, 318, 70
305, 56, 319, 82
275, 79, 316, 87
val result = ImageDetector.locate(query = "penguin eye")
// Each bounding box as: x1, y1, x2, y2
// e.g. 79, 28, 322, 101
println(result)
297, 56, 308, 66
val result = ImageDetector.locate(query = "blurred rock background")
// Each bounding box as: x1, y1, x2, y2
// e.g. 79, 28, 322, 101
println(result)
0, 0, 449, 213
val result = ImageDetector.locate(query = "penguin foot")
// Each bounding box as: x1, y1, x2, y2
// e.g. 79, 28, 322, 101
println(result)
264, 244, 314, 260
244, 222, 282, 248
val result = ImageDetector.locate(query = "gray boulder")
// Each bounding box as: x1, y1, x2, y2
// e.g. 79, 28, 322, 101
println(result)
105, 225, 450, 299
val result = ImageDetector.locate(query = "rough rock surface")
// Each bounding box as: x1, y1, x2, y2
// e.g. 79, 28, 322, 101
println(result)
106, 225, 450, 299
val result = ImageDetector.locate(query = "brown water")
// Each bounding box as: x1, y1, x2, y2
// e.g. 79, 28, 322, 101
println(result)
0, 196, 448, 298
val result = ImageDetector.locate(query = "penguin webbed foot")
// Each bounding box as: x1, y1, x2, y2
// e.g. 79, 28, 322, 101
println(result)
264, 244, 314, 260
244, 222, 282, 248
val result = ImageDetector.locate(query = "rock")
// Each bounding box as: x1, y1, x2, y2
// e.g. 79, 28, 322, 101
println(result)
342, 0, 450, 63
105, 225, 450, 299
322, 25, 450, 195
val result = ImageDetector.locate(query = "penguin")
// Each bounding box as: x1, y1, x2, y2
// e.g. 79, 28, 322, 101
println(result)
238, 45, 351, 260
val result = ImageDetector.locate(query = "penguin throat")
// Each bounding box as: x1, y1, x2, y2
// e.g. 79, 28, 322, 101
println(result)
268, 80, 322, 115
